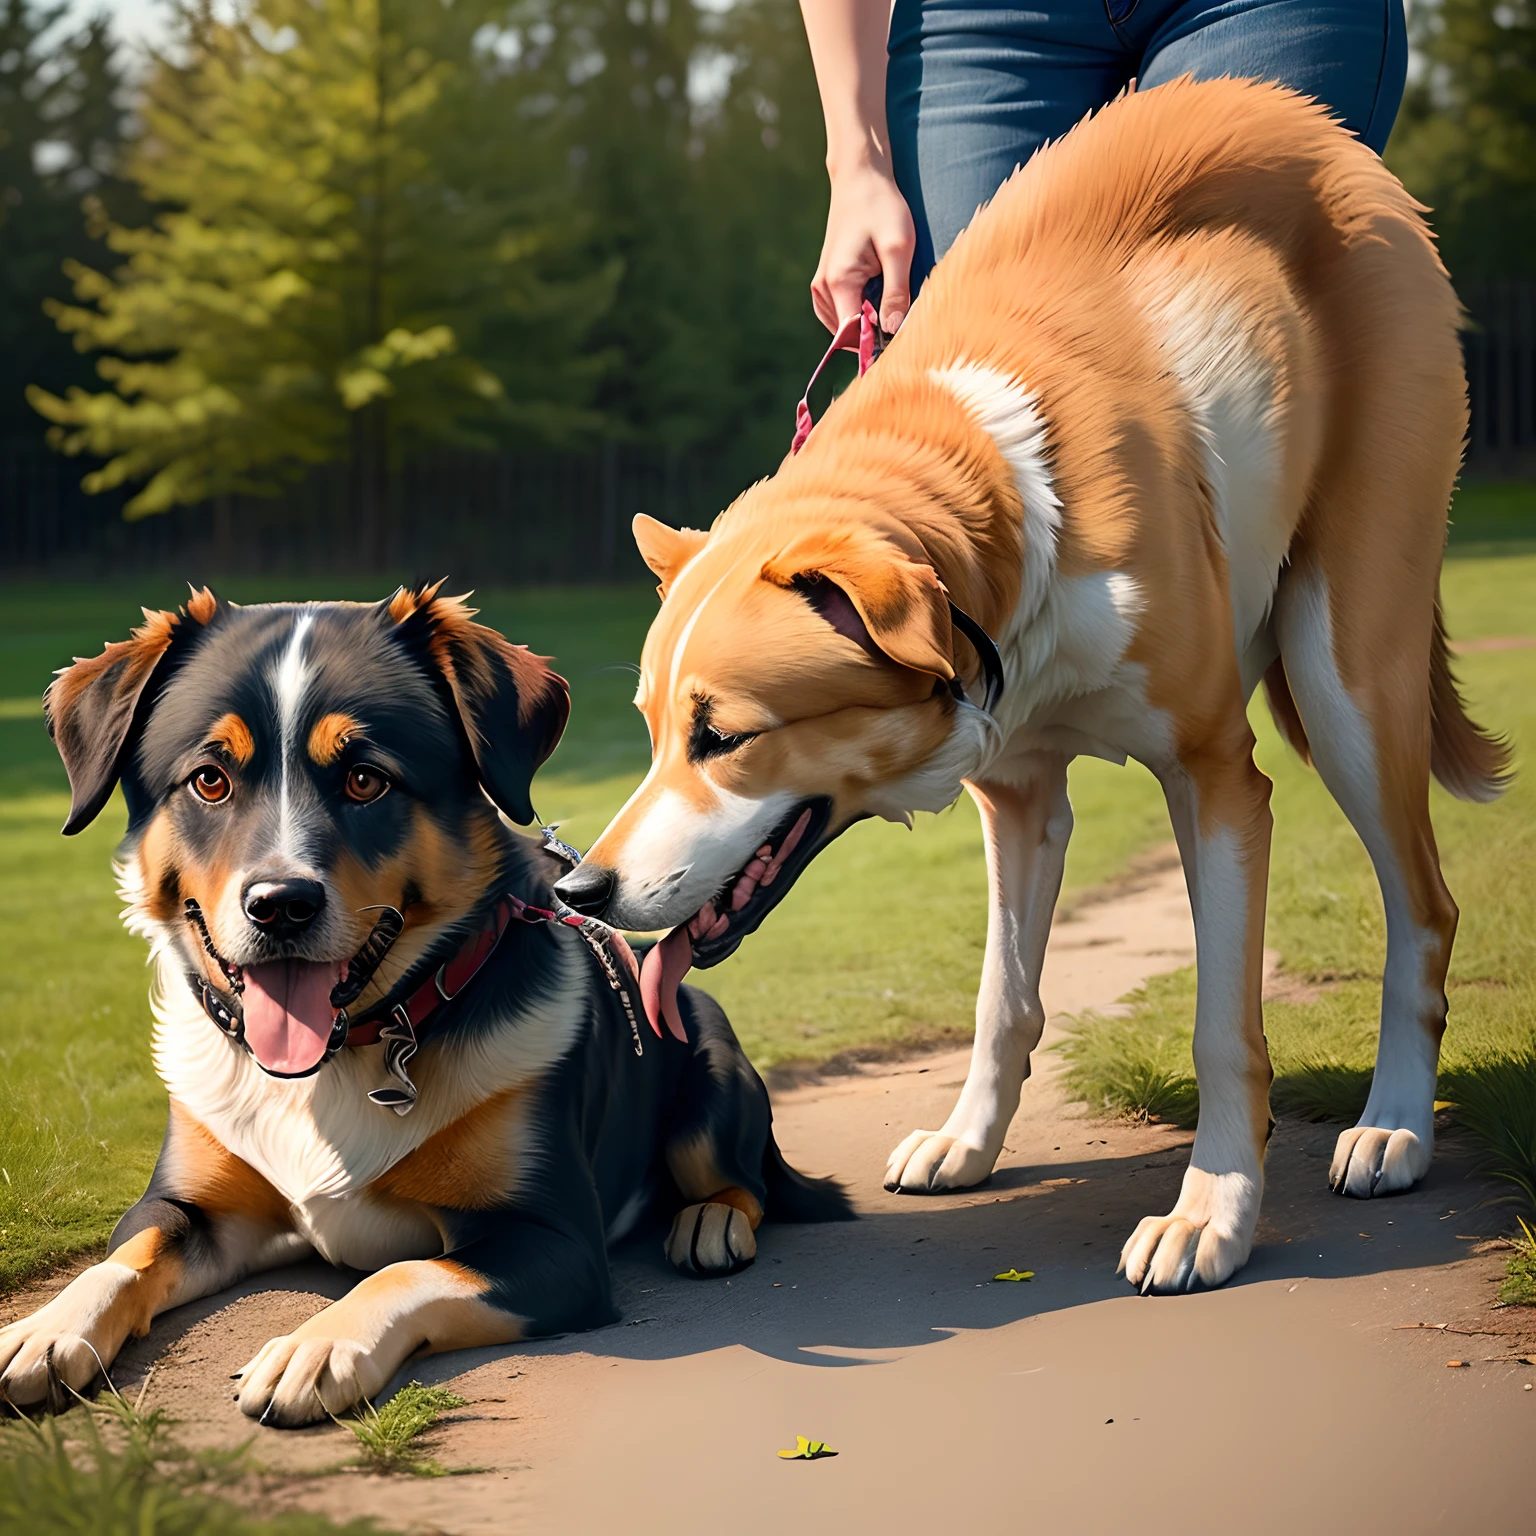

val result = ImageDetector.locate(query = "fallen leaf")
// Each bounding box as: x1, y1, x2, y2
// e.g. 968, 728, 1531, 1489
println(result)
993, 1269, 1035, 1282
778, 1435, 837, 1460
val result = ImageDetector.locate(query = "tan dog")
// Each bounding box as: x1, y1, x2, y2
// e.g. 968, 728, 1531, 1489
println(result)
553, 78, 1509, 1293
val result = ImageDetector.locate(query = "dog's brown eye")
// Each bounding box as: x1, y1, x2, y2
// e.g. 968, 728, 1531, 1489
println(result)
345, 766, 389, 804
189, 765, 231, 804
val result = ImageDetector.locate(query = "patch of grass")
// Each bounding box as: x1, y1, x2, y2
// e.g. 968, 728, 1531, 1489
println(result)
1060, 555, 1536, 1191
0, 1391, 382, 1533
1446, 480, 1536, 555
1500, 1219, 1536, 1307
342, 1382, 469, 1476
1441, 1048, 1536, 1210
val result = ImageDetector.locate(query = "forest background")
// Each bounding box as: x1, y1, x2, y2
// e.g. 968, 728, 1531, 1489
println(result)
1, 0, 1533, 551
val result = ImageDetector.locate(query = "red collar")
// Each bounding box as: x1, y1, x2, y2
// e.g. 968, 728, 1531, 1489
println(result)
344, 898, 516, 1047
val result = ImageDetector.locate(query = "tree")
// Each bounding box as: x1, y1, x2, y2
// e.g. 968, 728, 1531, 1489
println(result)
29, 0, 615, 541
0, 0, 136, 441
1387, 0, 1536, 280
506, 0, 829, 484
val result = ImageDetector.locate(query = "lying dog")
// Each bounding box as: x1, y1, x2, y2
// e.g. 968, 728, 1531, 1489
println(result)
554, 78, 1509, 1294
0, 585, 847, 1424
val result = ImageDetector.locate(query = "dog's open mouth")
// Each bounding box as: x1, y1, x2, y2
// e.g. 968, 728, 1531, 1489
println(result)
184, 902, 403, 1078
638, 797, 839, 1041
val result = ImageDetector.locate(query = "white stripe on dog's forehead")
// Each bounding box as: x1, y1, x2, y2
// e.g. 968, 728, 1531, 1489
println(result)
272, 613, 315, 738
270, 612, 317, 864
666, 571, 731, 703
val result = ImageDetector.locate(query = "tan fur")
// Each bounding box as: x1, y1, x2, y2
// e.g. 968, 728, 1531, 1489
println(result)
306, 712, 361, 767
666, 1130, 732, 1205
100, 1228, 187, 1340
582, 78, 1506, 1289
701, 1185, 764, 1229
165, 1104, 292, 1226
389, 581, 565, 736
208, 712, 255, 766
370, 1087, 532, 1210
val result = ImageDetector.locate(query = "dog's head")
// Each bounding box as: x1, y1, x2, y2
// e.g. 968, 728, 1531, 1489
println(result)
47, 584, 568, 1078
555, 506, 994, 977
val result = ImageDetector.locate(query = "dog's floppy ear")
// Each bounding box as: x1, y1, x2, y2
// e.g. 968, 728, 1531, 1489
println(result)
387, 582, 570, 825
633, 515, 709, 598
46, 587, 222, 835
762, 527, 955, 683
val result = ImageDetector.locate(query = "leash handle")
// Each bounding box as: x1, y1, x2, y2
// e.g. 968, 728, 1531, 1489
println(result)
790, 299, 889, 455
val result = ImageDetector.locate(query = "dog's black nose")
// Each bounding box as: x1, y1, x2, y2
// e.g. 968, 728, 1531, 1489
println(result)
553, 864, 616, 918
243, 877, 327, 934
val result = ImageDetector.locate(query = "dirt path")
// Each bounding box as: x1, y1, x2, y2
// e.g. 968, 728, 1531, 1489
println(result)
7, 856, 1530, 1533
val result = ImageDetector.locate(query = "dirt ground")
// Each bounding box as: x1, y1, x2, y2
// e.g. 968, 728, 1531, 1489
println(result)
6, 854, 1531, 1534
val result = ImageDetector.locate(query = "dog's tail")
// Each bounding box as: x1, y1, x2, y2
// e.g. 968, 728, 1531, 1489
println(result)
762, 1137, 855, 1223
1263, 594, 1512, 804
1427, 598, 1513, 802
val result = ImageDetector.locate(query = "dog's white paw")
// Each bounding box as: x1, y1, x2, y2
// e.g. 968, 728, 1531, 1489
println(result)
666, 1202, 757, 1276
236, 1331, 381, 1427
0, 1263, 139, 1410
1119, 1167, 1259, 1294
883, 1129, 996, 1193
0, 1319, 106, 1412
1329, 1124, 1431, 1198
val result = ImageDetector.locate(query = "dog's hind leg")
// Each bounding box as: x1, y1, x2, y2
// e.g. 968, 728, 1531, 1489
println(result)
1121, 724, 1275, 1293
661, 990, 776, 1276
1272, 563, 1461, 1198
885, 751, 1072, 1194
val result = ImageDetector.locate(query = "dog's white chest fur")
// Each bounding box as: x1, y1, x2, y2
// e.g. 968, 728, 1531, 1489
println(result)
149, 944, 582, 1267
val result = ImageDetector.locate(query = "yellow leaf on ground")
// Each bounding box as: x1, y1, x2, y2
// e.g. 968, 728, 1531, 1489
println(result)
993, 1268, 1035, 1282
777, 1435, 837, 1460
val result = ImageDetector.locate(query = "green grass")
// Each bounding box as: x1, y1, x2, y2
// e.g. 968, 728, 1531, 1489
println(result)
1446, 480, 1536, 556
1501, 1219, 1536, 1307
342, 1383, 468, 1476
0, 1391, 382, 1534
1060, 549, 1536, 1210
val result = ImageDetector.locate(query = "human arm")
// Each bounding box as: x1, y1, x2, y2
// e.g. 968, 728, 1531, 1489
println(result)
799, 0, 915, 334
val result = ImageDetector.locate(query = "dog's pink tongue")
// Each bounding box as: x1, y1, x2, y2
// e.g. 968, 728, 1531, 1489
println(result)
241, 959, 342, 1075
639, 926, 692, 1043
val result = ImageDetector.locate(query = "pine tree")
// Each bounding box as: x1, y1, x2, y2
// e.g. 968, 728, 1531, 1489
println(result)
509, 0, 828, 483
29, 0, 614, 534
0, 0, 136, 441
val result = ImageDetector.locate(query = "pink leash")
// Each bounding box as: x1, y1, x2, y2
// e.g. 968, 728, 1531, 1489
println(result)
790, 300, 890, 455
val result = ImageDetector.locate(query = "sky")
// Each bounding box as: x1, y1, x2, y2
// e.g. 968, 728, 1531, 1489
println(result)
65, 0, 177, 57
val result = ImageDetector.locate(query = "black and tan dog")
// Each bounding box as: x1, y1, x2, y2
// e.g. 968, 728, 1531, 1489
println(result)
0, 585, 847, 1426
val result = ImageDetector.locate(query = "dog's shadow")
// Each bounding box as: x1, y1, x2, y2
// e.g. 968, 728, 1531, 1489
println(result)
105, 1115, 1502, 1418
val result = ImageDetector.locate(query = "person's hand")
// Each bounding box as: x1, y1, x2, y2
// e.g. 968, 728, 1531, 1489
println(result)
811, 158, 916, 336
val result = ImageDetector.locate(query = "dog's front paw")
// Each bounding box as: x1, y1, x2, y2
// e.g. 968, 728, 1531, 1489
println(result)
1119, 1167, 1259, 1294
236, 1332, 381, 1427
0, 1317, 105, 1413
883, 1129, 995, 1193
666, 1201, 757, 1276
1329, 1123, 1430, 1198
0, 1263, 140, 1411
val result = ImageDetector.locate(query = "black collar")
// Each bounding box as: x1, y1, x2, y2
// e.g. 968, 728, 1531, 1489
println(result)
947, 600, 1005, 714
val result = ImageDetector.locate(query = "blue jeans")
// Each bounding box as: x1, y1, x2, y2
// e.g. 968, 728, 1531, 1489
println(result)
888, 0, 1407, 289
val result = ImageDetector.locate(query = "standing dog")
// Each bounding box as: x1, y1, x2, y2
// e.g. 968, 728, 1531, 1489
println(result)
0, 586, 847, 1425
554, 79, 1509, 1293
